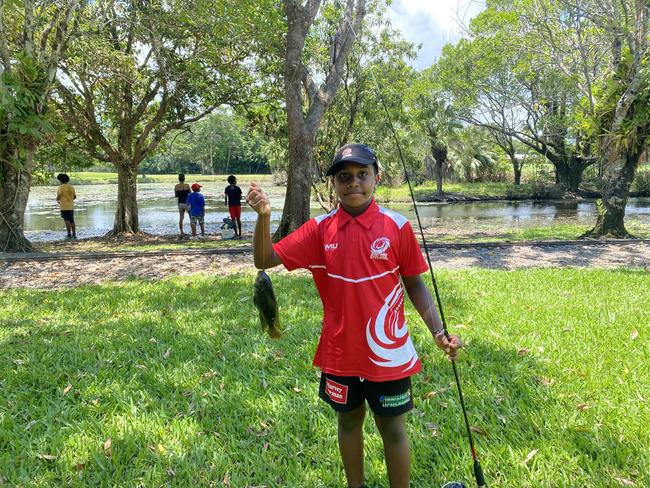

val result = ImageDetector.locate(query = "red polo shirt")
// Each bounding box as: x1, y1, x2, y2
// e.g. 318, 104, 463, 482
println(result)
273, 199, 429, 381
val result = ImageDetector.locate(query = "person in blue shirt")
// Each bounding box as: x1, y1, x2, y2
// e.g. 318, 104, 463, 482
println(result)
186, 183, 206, 236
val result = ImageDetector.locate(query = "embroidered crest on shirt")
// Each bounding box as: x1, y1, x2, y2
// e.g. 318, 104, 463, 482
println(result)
366, 283, 418, 371
370, 237, 390, 260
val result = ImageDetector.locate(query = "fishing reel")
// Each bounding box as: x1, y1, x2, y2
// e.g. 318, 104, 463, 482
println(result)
442, 482, 466, 488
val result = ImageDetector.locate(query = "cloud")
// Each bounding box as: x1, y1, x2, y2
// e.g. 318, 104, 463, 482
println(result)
387, 0, 484, 70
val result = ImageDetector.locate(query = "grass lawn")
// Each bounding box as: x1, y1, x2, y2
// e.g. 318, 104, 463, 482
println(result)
0, 269, 648, 487
36, 236, 250, 254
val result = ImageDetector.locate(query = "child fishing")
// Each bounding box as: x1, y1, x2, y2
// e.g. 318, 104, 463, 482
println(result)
247, 143, 462, 488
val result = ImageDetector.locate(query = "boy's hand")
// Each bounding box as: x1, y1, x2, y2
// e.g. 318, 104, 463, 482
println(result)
434, 332, 462, 361
247, 182, 271, 217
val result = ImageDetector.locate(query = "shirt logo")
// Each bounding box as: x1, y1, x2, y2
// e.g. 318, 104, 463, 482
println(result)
324, 243, 339, 251
370, 237, 390, 260
325, 378, 348, 404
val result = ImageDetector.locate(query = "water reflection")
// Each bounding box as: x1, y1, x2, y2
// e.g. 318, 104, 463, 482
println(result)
24, 183, 650, 242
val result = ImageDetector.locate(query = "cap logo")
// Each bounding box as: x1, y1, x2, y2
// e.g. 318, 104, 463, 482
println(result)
370, 237, 390, 260
342, 148, 353, 158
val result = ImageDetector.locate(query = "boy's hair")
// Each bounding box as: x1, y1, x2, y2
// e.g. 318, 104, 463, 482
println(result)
227, 175, 237, 184
178, 173, 185, 182
56, 173, 70, 183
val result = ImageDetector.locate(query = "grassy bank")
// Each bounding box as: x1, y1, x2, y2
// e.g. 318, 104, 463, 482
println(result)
1, 269, 647, 486
57, 173, 275, 186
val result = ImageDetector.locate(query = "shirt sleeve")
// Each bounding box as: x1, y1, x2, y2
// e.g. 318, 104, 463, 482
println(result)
273, 219, 321, 271
398, 221, 429, 276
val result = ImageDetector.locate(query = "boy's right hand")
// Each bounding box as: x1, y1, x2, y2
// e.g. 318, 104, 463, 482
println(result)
246, 182, 271, 217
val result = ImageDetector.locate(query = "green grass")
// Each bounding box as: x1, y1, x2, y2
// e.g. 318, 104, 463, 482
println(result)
36, 236, 249, 254
430, 220, 650, 243
376, 182, 515, 202
61, 173, 275, 186
1, 269, 648, 486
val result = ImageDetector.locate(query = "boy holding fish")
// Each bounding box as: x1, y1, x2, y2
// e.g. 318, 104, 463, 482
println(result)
247, 143, 462, 488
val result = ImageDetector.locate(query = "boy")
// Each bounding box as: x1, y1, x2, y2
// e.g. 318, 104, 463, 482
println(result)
56, 173, 77, 239
174, 173, 191, 236
247, 143, 461, 488
186, 183, 206, 237
224, 175, 243, 239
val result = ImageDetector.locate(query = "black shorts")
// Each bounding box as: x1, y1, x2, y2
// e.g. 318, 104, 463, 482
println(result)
319, 373, 413, 417
60, 210, 74, 223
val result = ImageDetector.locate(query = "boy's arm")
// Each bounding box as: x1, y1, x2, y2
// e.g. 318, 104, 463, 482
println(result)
247, 182, 282, 269
402, 274, 462, 361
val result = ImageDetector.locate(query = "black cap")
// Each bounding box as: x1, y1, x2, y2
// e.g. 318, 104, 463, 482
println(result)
326, 143, 379, 176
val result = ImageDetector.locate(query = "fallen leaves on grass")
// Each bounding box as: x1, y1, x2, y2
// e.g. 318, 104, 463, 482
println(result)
36, 453, 57, 461
470, 426, 488, 436
103, 438, 112, 457
163, 348, 171, 359
73, 463, 85, 471
576, 403, 590, 411
517, 348, 530, 356
425, 422, 438, 436
630, 329, 638, 340
614, 476, 636, 486
523, 449, 539, 465
538, 376, 555, 387
421, 390, 437, 400
63, 384, 73, 395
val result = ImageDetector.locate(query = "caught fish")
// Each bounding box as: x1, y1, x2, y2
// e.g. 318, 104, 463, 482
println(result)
253, 270, 281, 339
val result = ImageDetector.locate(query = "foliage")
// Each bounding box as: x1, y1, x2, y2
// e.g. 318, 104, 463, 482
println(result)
0, 269, 648, 486
142, 111, 270, 175
0, 52, 53, 172
632, 169, 650, 194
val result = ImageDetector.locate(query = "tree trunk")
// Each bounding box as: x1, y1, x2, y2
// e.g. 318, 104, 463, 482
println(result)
582, 140, 642, 238
554, 158, 586, 193
511, 156, 522, 185
111, 163, 140, 234
0, 154, 35, 252
274, 132, 313, 241
434, 157, 445, 195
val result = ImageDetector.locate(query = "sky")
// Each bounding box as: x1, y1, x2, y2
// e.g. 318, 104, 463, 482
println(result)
387, 0, 485, 71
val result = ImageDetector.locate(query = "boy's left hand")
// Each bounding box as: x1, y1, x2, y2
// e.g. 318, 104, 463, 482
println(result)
434, 332, 462, 361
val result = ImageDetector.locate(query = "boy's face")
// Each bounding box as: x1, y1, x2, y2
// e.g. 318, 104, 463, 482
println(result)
332, 163, 379, 215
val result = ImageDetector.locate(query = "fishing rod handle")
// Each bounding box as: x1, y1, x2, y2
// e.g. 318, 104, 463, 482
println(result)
474, 459, 486, 487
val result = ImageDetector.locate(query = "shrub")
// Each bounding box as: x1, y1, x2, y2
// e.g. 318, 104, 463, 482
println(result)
632, 170, 650, 193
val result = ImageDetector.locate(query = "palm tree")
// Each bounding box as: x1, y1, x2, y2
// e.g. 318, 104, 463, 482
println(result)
414, 95, 462, 195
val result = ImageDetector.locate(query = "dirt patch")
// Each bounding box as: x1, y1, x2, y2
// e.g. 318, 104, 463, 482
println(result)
1, 242, 649, 290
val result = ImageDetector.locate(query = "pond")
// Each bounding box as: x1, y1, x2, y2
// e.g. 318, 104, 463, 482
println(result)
24, 182, 650, 241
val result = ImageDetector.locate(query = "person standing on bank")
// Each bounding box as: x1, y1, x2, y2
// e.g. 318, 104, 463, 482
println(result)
174, 173, 191, 236
224, 175, 243, 239
247, 143, 462, 488
187, 182, 206, 237
56, 173, 77, 239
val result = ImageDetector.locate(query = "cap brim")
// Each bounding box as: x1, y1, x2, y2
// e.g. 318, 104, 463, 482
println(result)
325, 159, 375, 176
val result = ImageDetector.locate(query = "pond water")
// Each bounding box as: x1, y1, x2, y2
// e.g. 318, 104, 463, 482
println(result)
24, 183, 650, 241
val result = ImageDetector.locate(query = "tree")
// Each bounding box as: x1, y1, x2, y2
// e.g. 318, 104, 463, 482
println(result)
53, 0, 272, 234
408, 69, 462, 195
0, 0, 83, 252
311, 3, 418, 208
436, 9, 596, 192
511, 0, 650, 236
276, 0, 367, 240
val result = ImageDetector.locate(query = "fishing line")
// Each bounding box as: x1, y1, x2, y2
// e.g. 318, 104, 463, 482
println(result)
341, 16, 487, 488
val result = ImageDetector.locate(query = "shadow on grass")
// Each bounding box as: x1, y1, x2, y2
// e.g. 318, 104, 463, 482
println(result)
0, 273, 647, 487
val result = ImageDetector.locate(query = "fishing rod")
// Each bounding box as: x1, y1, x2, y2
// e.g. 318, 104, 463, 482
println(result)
341, 17, 487, 488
